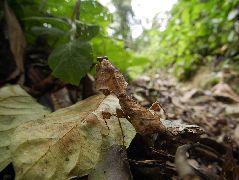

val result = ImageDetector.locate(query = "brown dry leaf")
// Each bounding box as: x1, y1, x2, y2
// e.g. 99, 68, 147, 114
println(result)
180, 89, 204, 103
212, 83, 239, 103
4, 1, 26, 81
11, 94, 136, 180
234, 125, 239, 144
96, 58, 167, 136
50, 87, 73, 110
161, 120, 203, 136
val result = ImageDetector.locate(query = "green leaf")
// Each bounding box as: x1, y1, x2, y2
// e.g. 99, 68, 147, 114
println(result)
48, 40, 93, 85
80, 1, 112, 28
130, 56, 149, 67
31, 26, 66, 37
22, 0, 112, 29
22, 16, 72, 45
23, 16, 71, 30
76, 22, 100, 41
92, 36, 131, 72
0, 85, 50, 171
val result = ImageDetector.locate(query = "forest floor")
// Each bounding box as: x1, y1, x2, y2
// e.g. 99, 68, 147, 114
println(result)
1, 55, 239, 179
127, 69, 239, 179
130, 70, 239, 148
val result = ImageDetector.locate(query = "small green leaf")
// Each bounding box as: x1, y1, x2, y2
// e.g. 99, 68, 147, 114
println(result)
80, 1, 112, 28
48, 40, 93, 85
76, 22, 100, 41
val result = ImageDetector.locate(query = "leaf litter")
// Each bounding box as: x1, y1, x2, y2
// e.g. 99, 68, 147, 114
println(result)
0, 57, 239, 179
128, 69, 239, 179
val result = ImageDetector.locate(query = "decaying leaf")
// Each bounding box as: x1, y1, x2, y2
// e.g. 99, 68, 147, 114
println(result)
96, 58, 168, 136
161, 119, 204, 137
4, 1, 26, 81
212, 83, 239, 103
180, 89, 204, 103
0, 85, 50, 171
88, 145, 133, 180
11, 94, 136, 179
175, 139, 239, 180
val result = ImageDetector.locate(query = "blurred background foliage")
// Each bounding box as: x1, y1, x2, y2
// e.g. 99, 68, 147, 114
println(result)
1, 0, 239, 84
136, 0, 239, 80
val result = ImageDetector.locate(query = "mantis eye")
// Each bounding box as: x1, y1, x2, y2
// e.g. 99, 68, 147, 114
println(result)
97, 56, 108, 62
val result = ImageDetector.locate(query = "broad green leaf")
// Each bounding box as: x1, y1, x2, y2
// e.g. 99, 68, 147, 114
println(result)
80, 1, 112, 28
22, 16, 72, 45
11, 94, 136, 179
0, 85, 50, 171
23, 16, 71, 31
76, 22, 100, 41
13, 0, 111, 44
21, 0, 112, 28
48, 40, 93, 85
27, 0, 75, 18
31, 26, 66, 37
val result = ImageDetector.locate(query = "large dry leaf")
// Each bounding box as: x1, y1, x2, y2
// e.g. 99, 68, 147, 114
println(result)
96, 58, 167, 135
11, 94, 136, 180
4, 1, 26, 80
0, 85, 50, 171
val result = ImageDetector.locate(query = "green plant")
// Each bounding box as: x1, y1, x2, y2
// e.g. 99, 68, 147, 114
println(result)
6, 0, 149, 85
137, 0, 239, 80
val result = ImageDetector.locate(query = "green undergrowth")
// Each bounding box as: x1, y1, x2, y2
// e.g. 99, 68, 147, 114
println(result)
2, 0, 149, 85
136, 0, 239, 81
